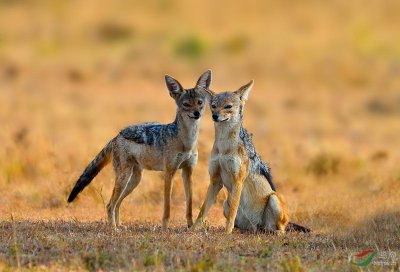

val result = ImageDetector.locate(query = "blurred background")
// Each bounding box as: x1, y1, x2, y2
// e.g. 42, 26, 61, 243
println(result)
0, 0, 399, 237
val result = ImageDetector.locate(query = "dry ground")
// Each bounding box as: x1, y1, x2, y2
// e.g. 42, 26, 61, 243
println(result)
0, 0, 400, 271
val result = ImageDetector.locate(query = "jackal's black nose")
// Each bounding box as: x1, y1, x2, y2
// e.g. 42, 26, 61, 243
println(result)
212, 114, 218, 121
193, 111, 200, 118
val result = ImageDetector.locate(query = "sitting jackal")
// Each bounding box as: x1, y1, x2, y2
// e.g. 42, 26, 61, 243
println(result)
194, 80, 309, 234
68, 70, 212, 229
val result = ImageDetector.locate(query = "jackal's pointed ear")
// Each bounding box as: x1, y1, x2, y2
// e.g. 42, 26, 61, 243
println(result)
196, 69, 212, 90
234, 80, 254, 101
165, 75, 184, 99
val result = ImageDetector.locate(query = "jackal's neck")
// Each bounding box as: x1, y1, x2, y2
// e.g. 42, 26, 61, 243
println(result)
214, 118, 243, 151
174, 111, 200, 150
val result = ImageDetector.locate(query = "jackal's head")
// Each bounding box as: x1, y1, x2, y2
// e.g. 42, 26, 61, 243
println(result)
208, 80, 254, 123
165, 70, 211, 121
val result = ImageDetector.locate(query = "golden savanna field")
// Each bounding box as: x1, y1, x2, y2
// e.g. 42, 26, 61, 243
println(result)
0, 0, 399, 270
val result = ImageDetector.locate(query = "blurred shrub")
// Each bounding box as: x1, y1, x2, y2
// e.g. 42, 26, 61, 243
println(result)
370, 150, 388, 161
41, 193, 63, 209
307, 153, 340, 176
0, 0, 22, 6
35, 40, 63, 58
174, 36, 206, 60
0, 63, 19, 81
367, 99, 391, 114
66, 68, 85, 83
96, 22, 133, 43
3, 159, 24, 183
366, 96, 400, 115
224, 35, 249, 55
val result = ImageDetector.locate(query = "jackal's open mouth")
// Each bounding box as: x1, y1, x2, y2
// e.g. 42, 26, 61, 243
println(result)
215, 117, 229, 122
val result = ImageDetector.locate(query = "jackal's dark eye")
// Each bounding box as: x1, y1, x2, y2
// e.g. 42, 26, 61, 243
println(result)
198, 100, 203, 105
224, 105, 233, 109
183, 102, 191, 107
211, 104, 216, 109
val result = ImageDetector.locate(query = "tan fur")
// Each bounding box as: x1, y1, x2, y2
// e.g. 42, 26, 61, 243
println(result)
194, 80, 289, 234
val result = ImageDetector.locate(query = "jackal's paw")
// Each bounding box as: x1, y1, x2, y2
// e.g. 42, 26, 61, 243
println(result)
108, 222, 118, 232
162, 220, 169, 231
111, 226, 120, 233
117, 224, 129, 231
225, 228, 233, 235
225, 222, 234, 234
186, 219, 194, 229
191, 220, 203, 231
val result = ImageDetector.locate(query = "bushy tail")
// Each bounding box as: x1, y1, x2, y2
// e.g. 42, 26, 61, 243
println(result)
67, 139, 114, 202
286, 222, 311, 233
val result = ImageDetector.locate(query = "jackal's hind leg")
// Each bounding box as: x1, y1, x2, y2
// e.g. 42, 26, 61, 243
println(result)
114, 168, 142, 227
263, 193, 289, 234
107, 165, 142, 229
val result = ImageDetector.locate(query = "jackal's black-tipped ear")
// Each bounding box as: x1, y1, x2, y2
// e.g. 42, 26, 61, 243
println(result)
234, 80, 254, 101
196, 69, 212, 90
165, 75, 184, 99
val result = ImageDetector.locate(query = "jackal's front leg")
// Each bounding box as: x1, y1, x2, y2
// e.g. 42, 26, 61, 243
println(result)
182, 166, 194, 228
224, 155, 248, 234
194, 179, 223, 229
163, 168, 177, 230
225, 181, 244, 234
193, 161, 222, 229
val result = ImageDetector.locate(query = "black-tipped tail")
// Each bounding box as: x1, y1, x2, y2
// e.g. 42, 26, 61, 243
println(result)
67, 139, 113, 202
285, 222, 311, 233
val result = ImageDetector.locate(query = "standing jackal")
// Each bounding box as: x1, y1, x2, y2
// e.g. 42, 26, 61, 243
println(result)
194, 80, 309, 234
68, 70, 212, 229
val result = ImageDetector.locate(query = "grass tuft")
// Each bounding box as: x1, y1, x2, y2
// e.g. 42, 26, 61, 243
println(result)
96, 22, 134, 43
175, 36, 206, 60
307, 153, 340, 176
281, 256, 305, 272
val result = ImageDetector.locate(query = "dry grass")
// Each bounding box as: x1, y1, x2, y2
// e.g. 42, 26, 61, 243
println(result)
2, 218, 398, 271
1, 0, 400, 270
